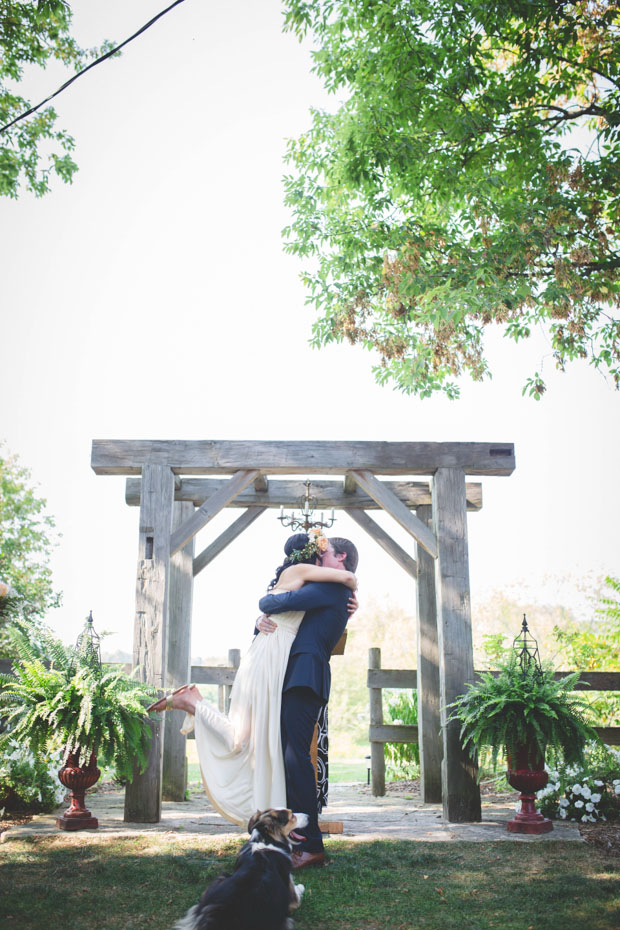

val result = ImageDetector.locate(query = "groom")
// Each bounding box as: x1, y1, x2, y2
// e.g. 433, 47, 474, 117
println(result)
257, 536, 359, 869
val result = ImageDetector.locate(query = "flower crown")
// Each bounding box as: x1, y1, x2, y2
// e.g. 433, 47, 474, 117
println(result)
288, 528, 329, 563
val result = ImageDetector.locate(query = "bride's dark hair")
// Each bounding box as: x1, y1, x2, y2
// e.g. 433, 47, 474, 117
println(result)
267, 533, 318, 590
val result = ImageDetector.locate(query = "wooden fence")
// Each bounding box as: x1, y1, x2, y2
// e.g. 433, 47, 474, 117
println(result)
367, 647, 620, 797
0, 650, 241, 724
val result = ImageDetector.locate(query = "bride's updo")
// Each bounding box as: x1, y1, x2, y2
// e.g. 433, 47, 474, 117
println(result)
268, 533, 317, 590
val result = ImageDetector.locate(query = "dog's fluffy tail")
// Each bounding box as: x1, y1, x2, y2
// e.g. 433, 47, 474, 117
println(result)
172, 903, 224, 930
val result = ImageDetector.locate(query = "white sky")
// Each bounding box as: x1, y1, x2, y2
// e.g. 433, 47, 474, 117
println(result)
1, 0, 619, 660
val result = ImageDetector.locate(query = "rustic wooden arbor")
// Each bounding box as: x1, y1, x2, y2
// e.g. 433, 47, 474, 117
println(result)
91, 439, 515, 824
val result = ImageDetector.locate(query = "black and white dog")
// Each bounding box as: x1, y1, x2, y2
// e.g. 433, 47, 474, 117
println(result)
173, 808, 308, 930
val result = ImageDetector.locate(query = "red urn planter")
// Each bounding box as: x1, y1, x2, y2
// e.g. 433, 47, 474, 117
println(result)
56, 750, 100, 831
506, 744, 553, 834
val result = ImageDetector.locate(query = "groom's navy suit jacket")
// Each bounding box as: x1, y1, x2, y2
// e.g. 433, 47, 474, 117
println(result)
258, 582, 350, 703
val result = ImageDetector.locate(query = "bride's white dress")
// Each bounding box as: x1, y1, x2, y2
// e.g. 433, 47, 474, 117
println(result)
188, 604, 305, 827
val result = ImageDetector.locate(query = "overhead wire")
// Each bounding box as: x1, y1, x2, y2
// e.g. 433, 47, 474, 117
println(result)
0, 0, 189, 135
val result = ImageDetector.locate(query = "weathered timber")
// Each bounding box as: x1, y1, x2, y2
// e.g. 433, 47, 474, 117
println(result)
555, 672, 620, 691
343, 473, 357, 494
433, 467, 481, 822
370, 724, 419, 743
350, 470, 438, 558
595, 726, 620, 745
162, 501, 194, 802
254, 475, 269, 492
126, 477, 483, 511
367, 669, 418, 689
219, 649, 241, 714
345, 508, 418, 578
472, 671, 620, 690
4, 658, 616, 691
92, 440, 515, 476
125, 464, 174, 823
193, 507, 267, 576
170, 469, 260, 556
368, 648, 386, 797
191, 665, 237, 685
124, 719, 162, 823
416, 504, 443, 804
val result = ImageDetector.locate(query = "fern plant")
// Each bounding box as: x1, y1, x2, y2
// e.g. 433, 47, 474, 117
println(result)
449, 652, 599, 770
0, 627, 156, 781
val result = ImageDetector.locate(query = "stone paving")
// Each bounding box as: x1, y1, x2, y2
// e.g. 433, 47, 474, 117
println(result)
2, 782, 582, 844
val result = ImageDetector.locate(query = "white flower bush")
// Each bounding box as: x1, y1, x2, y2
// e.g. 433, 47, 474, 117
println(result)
536, 741, 620, 825
0, 740, 66, 813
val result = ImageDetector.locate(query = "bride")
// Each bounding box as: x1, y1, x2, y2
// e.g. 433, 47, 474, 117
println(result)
147, 530, 357, 826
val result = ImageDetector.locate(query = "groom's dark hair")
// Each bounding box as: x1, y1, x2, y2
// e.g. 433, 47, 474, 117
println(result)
329, 537, 359, 573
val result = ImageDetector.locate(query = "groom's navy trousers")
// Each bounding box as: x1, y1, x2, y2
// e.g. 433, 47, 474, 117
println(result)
259, 582, 350, 854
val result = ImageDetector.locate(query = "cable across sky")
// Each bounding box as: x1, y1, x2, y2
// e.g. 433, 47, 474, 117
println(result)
0, 0, 189, 135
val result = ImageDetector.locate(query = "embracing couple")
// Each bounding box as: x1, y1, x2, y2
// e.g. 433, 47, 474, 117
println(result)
149, 529, 359, 870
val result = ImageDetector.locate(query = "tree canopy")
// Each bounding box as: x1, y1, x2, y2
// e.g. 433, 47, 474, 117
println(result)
282, 0, 620, 398
0, 444, 61, 654
0, 1, 109, 198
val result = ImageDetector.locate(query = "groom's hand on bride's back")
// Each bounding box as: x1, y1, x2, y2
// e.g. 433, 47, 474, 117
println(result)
257, 614, 278, 634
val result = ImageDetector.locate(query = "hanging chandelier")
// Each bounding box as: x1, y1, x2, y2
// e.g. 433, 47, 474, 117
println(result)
277, 480, 336, 533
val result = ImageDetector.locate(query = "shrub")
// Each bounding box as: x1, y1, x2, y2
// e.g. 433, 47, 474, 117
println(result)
385, 690, 419, 780
0, 740, 66, 813
537, 741, 620, 823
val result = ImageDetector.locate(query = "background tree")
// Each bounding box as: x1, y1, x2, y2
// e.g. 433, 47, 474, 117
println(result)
0, 1, 110, 198
283, 0, 620, 398
0, 444, 61, 655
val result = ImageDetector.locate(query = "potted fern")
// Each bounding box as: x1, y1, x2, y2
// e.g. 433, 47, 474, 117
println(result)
0, 621, 155, 830
450, 619, 599, 834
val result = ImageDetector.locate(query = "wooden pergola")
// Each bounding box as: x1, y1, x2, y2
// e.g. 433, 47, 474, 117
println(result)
91, 439, 515, 824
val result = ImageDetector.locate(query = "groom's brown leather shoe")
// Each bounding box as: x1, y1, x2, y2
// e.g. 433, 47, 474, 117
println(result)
291, 850, 326, 870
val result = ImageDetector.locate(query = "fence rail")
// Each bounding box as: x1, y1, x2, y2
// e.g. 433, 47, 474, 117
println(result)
367, 651, 620, 796
0, 651, 241, 719
367, 668, 620, 693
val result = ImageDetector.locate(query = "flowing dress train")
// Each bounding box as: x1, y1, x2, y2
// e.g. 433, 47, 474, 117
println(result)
188, 606, 305, 827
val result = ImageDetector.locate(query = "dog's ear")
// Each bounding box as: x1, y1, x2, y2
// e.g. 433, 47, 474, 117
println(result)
247, 810, 262, 833
276, 809, 290, 826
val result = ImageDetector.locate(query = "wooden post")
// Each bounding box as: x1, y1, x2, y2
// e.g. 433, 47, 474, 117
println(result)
368, 647, 386, 796
433, 467, 481, 822
125, 464, 174, 823
224, 649, 241, 713
415, 505, 442, 803
162, 501, 195, 802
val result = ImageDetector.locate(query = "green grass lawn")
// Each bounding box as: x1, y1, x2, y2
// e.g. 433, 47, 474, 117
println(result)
1, 834, 618, 930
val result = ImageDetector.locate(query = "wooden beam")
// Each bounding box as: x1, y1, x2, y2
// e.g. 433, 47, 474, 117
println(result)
126, 477, 483, 511
595, 726, 620, 745
191, 665, 237, 686
350, 470, 438, 558
416, 503, 442, 804
125, 463, 174, 824
369, 724, 419, 743
368, 648, 386, 796
92, 440, 515, 476
169, 469, 260, 556
367, 669, 417, 689
254, 475, 269, 492
162, 501, 194, 802
345, 508, 417, 578
433, 466, 481, 822
193, 507, 267, 576
343, 473, 357, 494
